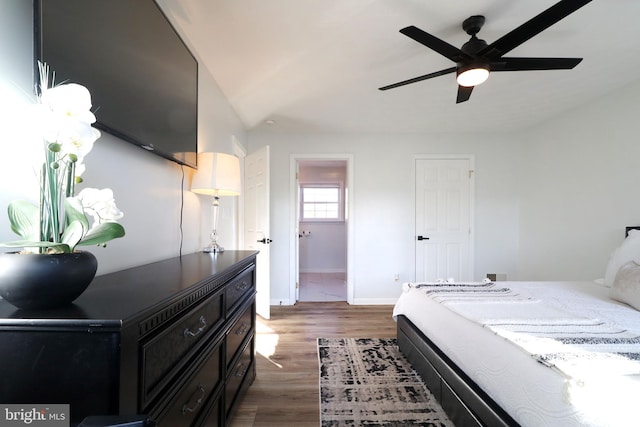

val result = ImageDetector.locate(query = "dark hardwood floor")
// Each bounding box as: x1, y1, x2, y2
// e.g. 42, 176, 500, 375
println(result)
229, 302, 397, 427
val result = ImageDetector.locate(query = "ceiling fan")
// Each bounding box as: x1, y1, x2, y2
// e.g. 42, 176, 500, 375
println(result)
379, 0, 592, 103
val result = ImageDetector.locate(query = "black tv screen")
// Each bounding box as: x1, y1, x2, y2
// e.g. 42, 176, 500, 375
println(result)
34, 0, 198, 169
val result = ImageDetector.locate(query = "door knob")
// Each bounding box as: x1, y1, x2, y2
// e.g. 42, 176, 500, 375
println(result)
257, 238, 273, 244
417, 235, 430, 241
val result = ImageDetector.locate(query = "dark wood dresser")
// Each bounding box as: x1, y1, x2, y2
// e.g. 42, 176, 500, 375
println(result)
0, 251, 258, 426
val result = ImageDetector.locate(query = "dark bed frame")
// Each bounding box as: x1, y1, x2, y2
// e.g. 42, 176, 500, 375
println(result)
397, 315, 520, 427
397, 227, 640, 426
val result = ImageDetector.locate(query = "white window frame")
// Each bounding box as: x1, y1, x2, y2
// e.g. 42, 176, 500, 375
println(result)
300, 182, 344, 222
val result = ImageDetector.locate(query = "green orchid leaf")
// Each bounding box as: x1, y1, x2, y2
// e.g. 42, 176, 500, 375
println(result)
61, 219, 85, 251
64, 197, 90, 230
7, 200, 39, 240
0, 240, 71, 253
77, 222, 125, 247
0, 239, 38, 248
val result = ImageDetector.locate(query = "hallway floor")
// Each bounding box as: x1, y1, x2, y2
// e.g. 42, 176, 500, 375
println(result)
298, 272, 347, 302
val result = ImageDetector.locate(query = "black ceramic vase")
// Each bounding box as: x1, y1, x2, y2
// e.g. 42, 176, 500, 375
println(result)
0, 251, 98, 310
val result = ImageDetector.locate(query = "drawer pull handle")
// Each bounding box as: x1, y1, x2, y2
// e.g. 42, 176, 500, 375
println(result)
236, 281, 249, 292
181, 384, 206, 415
235, 322, 249, 336
184, 315, 207, 338
235, 362, 247, 377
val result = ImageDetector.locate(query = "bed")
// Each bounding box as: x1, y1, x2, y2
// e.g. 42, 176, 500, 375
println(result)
393, 230, 640, 427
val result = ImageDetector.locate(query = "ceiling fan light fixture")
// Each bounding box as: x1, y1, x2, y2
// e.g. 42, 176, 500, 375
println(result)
456, 64, 489, 87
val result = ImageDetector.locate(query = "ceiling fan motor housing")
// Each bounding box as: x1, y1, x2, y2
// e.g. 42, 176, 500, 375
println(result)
462, 15, 485, 35
461, 15, 488, 56
461, 36, 488, 56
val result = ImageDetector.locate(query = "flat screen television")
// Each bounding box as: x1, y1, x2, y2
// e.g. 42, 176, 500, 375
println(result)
34, 0, 198, 169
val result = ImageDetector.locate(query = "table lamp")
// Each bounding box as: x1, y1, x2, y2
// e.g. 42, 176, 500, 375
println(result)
191, 152, 241, 253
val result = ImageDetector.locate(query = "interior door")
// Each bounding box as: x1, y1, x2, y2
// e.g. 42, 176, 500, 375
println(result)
244, 145, 271, 319
415, 157, 473, 282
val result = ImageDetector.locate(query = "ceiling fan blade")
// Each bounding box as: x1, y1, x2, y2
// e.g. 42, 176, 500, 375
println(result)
379, 67, 456, 91
479, 0, 592, 59
456, 85, 474, 103
491, 57, 583, 71
400, 26, 471, 63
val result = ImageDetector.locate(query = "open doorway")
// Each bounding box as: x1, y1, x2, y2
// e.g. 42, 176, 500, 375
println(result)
292, 157, 351, 303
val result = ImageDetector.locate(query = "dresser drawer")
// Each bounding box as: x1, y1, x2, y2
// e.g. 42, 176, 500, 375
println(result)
155, 340, 223, 427
195, 392, 221, 427
225, 339, 254, 414
141, 289, 224, 408
226, 303, 254, 370
225, 267, 255, 312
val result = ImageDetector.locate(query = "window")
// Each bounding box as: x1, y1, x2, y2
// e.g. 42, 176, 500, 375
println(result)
301, 184, 343, 221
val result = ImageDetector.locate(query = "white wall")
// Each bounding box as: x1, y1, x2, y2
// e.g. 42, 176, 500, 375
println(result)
517, 81, 640, 281
0, 1, 37, 241
298, 222, 347, 273
248, 132, 521, 304
0, 3, 247, 274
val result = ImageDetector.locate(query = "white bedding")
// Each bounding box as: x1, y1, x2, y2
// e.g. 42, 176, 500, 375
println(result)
393, 280, 640, 427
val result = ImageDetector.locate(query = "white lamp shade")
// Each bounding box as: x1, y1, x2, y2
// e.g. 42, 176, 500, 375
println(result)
191, 152, 241, 196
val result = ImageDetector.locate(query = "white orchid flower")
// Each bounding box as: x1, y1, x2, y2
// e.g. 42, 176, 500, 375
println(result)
38, 83, 101, 159
75, 162, 86, 178
76, 188, 124, 226
40, 83, 96, 125
58, 124, 100, 159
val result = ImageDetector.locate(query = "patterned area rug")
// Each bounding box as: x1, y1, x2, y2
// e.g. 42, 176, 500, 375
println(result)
318, 338, 455, 427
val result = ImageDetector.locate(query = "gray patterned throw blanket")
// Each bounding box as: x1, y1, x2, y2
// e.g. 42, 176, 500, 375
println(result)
408, 281, 640, 381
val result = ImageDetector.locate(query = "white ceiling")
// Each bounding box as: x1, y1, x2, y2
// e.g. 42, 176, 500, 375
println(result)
159, 0, 640, 134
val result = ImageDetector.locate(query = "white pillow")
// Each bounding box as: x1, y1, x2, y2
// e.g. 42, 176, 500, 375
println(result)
610, 260, 640, 311
604, 230, 640, 287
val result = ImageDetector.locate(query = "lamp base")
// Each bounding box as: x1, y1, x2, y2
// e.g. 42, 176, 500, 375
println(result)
203, 243, 224, 253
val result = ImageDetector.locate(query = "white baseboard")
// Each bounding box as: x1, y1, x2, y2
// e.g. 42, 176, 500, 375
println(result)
270, 298, 397, 306
299, 269, 347, 274
352, 298, 398, 305
270, 298, 295, 306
